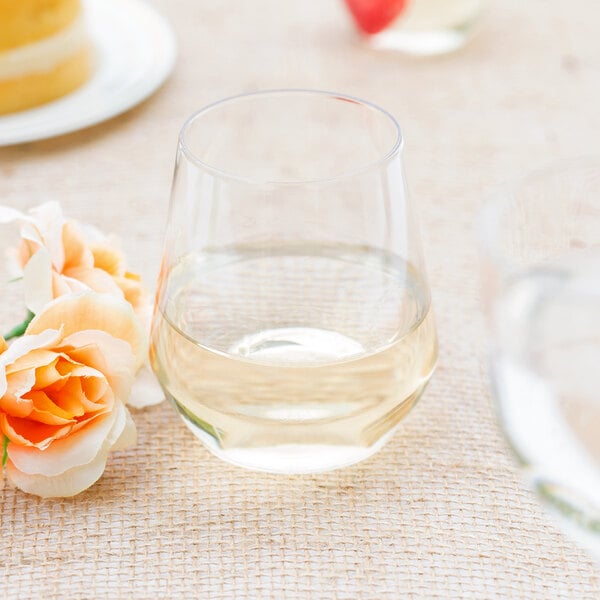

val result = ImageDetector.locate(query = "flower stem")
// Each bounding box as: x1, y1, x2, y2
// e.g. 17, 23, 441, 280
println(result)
2, 436, 8, 467
3, 311, 34, 340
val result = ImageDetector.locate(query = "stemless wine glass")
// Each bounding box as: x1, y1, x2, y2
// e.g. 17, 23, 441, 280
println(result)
481, 159, 600, 558
151, 90, 438, 474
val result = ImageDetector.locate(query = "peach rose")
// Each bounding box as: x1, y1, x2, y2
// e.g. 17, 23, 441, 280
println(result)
0, 201, 146, 316
0, 202, 165, 408
0, 293, 146, 497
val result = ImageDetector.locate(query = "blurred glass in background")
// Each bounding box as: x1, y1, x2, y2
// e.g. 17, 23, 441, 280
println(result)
344, 0, 486, 55
481, 160, 600, 560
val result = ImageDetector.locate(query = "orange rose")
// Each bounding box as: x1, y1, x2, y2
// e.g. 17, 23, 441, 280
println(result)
1, 202, 164, 409
0, 293, 146, 497
0, 202, 146, 316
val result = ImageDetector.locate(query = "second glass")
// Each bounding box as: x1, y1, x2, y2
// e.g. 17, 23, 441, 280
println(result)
343, 0, 486, 56
151, 90, 438, 473
481, 160, 600, 558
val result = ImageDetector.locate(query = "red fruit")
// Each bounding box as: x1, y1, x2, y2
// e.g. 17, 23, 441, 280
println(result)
344, 0, 408, 35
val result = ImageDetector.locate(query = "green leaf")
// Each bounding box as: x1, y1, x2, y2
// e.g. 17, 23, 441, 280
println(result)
2, 435, 8, 467
3, 311, 34, 341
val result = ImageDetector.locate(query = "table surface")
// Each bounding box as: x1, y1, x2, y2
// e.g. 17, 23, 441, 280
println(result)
1, 0, 600, 598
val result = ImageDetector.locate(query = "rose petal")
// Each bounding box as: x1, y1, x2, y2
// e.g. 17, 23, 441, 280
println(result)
52, 377, 102, 415
5, 368, 35, 398
110, 406, 137, 451
31, 358, 62, 388
20, 223, 44, 250
6, 401, 136, 497
2, 340, 62, 418
7, 349, 58, 375
0, 388, 34, 417
0, 364, 6, 398
29, 202, 65, 271
62, 330, 135, 402
79, 376, 108, 404
61, 221, 94, 271
7, 405, 119, 476
27, 390, 74, 422
90, 243, 124, 276
6, 451, 108, 498
128, 363, 164, 408
0, 329, 62, 367
26, 293, 146, 368
64, 266, 125, 298
23, 248, 53, 315
1, 413, 72, 448
29, 409, 73, 426
57, 362, 104, 380
53, 273, 88, 296
114, 273, 146, 312
104, 400, 134, 448
49, 381, 88, 417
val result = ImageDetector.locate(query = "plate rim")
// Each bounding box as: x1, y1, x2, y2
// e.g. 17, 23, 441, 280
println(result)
0, 0, 177, 146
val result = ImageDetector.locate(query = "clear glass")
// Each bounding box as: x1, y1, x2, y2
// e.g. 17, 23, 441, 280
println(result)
151, 90, 438, 474
481, 159, 600, 559
344, 0, 486, 56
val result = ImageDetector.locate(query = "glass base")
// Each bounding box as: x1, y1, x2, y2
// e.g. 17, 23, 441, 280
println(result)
534, 480, 600, 561
179, 409, 397, 474
367, 28, 469, 56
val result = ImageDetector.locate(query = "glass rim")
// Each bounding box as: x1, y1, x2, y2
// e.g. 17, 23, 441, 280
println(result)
479, 156, 600, 272
178, 88, 403, 185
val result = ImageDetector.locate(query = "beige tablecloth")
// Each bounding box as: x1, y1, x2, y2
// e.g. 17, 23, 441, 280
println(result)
1, 0, 599, 597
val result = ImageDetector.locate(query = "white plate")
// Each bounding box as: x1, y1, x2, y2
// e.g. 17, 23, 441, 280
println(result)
0, 0, 177, 146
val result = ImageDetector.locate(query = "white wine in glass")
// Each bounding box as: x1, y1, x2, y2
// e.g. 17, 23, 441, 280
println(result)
151, 91, 438, 473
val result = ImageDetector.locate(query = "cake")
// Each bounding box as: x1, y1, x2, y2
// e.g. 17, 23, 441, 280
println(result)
0, 0, 92, 115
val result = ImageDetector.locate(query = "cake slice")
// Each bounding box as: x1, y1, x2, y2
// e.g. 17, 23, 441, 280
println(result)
0, 0, 92, 115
